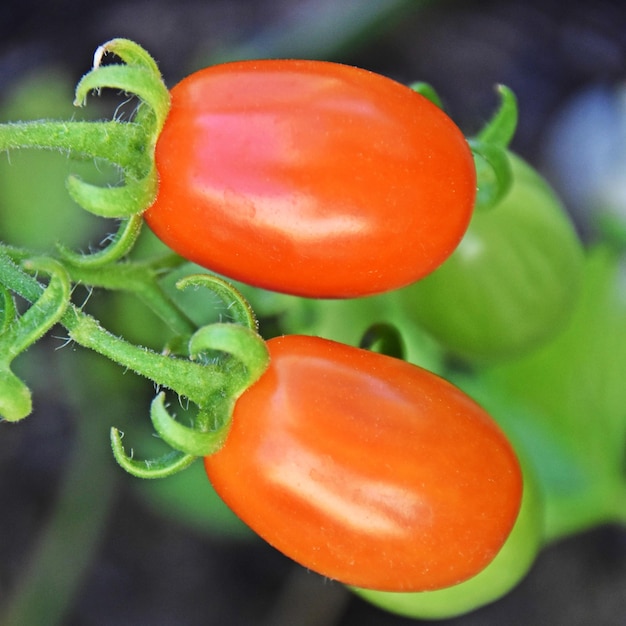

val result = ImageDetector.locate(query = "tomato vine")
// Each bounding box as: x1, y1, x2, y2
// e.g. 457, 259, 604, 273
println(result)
0, 36, 623, 621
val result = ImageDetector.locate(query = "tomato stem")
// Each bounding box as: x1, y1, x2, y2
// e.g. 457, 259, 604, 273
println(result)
0, 245, 260, 408
0, 119, 147, 173
67, 312, 227, 406
0, 258, 70, 421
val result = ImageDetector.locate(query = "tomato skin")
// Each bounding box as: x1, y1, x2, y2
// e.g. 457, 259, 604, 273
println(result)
145, 60, 476, 298
353, 463, 543, 617
204, 335, 522, 591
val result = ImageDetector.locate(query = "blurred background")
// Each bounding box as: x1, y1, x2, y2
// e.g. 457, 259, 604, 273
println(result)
1, 1, 625, 624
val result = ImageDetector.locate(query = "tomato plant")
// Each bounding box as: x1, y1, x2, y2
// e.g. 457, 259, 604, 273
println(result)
204, 335, 523, 592
144, 59, 476, 298
401, 152, 584, 362
4, 36, 625, 624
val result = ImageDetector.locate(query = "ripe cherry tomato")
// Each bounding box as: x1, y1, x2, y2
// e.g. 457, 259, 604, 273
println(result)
204, 335, 522, 591
145, 60, 476, 298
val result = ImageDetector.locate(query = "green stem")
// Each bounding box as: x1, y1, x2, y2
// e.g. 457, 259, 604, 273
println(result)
67, 312, 225, 405
133, 280, 198, 336
0, 247, 225, 406
0, 247, 44, 304
2, 257, 70, 360
66, 258, 197, 336
5, 245, 196, 337
0, 120, 147, 175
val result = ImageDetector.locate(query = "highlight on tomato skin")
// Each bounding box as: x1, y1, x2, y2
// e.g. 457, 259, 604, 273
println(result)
144, 59, 476, 298
204, 335, 523, 592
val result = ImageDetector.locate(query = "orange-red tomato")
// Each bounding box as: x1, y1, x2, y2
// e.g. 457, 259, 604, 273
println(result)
145, 60, 476, 298
204, 335, 522, 591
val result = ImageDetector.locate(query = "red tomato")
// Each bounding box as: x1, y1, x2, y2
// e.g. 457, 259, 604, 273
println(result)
145, 60, 476, 297
204, 335, 522, 591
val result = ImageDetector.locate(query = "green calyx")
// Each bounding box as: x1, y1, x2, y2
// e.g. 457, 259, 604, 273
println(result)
0, 38, 170, 227
108, 275, 270, 479
408, 81, 518, 213
469, 84, 518, 211
0, 245, 269, 477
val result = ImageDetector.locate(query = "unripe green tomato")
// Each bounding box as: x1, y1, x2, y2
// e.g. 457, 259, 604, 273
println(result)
351, 466, 543, 619
400, 153, 584, 362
